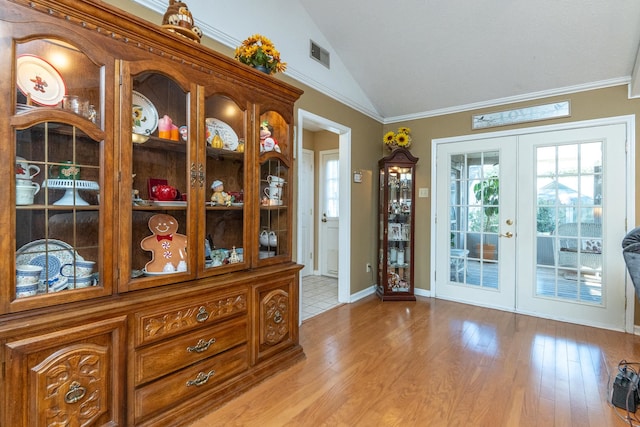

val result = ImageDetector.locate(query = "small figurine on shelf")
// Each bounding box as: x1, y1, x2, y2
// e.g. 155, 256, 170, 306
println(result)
140, 213, 188, 273
229, 246, 240, 264
210, 180, 232, 206
179, 125, 188, 142
259, 121, 280, 153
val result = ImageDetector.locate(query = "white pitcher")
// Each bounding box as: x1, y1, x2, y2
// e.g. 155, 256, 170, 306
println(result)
259, 230, 269, 246
268, 231, 277, 247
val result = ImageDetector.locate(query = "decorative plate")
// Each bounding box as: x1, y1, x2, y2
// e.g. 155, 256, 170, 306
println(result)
132, 91, 159, 136
205, 118, 239, 150
16, 55, 66, 106
16, 239, 82, 291
152, 201, 187, 207
142, 268, 178, 276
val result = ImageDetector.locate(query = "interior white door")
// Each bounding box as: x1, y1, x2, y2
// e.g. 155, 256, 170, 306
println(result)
299, 149, 314, 277
435, 122, 628, 330
516, 124, 628, 329
319, 150, 339, 277
435, 136, 517, 310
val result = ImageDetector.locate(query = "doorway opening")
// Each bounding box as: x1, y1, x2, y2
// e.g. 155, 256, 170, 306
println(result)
297, 109, 351, 322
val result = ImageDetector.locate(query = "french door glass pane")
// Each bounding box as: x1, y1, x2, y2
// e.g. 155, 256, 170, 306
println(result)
449, 151, 499, 289
535, 142, 603, 304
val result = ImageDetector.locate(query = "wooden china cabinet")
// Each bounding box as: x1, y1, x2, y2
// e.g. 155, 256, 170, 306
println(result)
377, 147, 418, 301
0, 0, 303, 425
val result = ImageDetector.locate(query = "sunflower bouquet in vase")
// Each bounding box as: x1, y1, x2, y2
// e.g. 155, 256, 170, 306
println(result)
383, 127, 412, 151
234, 34, 287, 75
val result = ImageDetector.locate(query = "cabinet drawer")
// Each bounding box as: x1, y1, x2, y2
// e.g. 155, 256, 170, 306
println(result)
135, 317, 247, 385
135, 288, 248, 346
134, 345, 248, 422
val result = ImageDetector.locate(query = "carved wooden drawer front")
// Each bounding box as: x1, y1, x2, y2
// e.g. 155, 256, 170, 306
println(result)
4, 317, 127, 427
135, 317, 248, 386
134, 345, 248, 422
135, 289, 247, 346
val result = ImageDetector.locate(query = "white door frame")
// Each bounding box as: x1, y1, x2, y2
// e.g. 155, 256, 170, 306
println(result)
299, 149, 314, 277
297, 109, 352, 323
430, 115, 636, 332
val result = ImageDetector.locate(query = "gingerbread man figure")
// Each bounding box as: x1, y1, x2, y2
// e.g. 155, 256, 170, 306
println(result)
140, 213, 188, 273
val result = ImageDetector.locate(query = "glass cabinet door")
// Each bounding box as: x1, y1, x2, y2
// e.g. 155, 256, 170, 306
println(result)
120, 62, 195, 290
384, 166, 414, 292
257, 111, 292, 264
12, 38, 108, 310
202, 93, 247, 271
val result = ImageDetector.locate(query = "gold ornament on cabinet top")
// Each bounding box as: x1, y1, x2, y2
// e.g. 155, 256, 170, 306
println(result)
383, 127, 412, 151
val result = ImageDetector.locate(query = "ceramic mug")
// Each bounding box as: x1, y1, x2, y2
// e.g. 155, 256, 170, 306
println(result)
264, 185, 282, 200
60, 260, 95, 278
15, 156, 40, 180
69, 274, 96, 289
267, 175, 285, 186
16, 182, 40, 205
16, 264, 43, 297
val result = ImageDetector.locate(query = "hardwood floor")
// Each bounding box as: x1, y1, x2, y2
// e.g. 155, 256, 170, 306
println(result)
187, 296, 640, 426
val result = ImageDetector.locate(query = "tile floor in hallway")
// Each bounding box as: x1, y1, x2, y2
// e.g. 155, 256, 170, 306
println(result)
301, 275, 340, 321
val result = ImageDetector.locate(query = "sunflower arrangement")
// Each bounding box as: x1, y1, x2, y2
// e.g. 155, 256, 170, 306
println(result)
383, 127, 412, 150
234, 34, 287, 75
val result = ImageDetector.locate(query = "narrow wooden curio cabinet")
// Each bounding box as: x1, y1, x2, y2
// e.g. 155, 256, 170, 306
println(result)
377, 147, 419, 301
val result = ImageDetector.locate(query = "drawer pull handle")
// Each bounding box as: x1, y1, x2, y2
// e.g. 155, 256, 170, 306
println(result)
187, 338, 216, 353
195, 306, 209, 323
186, 370, 215, 387
273, 310, 283, 324
64, 381, 86, 404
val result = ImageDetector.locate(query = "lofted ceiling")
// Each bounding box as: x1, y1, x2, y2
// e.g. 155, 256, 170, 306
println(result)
137, 0, 640, 123
296, 0, 640, 121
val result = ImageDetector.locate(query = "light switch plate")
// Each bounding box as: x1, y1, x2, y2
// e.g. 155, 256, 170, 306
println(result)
418, 188, 429, 198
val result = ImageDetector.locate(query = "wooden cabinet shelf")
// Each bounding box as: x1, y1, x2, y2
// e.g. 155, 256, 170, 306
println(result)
2, 0, 303, 425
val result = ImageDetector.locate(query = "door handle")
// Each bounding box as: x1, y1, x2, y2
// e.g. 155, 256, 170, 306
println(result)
322, 213, 327, 223
499, 231, 513, 238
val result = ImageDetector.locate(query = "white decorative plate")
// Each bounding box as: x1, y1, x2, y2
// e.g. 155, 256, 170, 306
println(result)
205, 118, 239, 150
16, 239, 83, 292
16, 55, 66, 106
152, 201, 187, 207
142, 268, 178, 276
132, 91, 159, 136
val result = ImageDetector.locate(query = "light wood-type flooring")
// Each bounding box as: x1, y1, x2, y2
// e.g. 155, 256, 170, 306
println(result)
187, 296, 640, 426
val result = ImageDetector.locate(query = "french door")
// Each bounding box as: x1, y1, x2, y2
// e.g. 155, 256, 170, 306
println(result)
435, 121, 629, 330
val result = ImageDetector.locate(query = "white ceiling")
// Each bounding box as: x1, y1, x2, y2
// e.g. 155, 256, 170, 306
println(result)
137, 0, 640, 123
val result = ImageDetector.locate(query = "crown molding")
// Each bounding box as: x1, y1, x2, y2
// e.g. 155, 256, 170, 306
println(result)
383, 77, 631, 125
